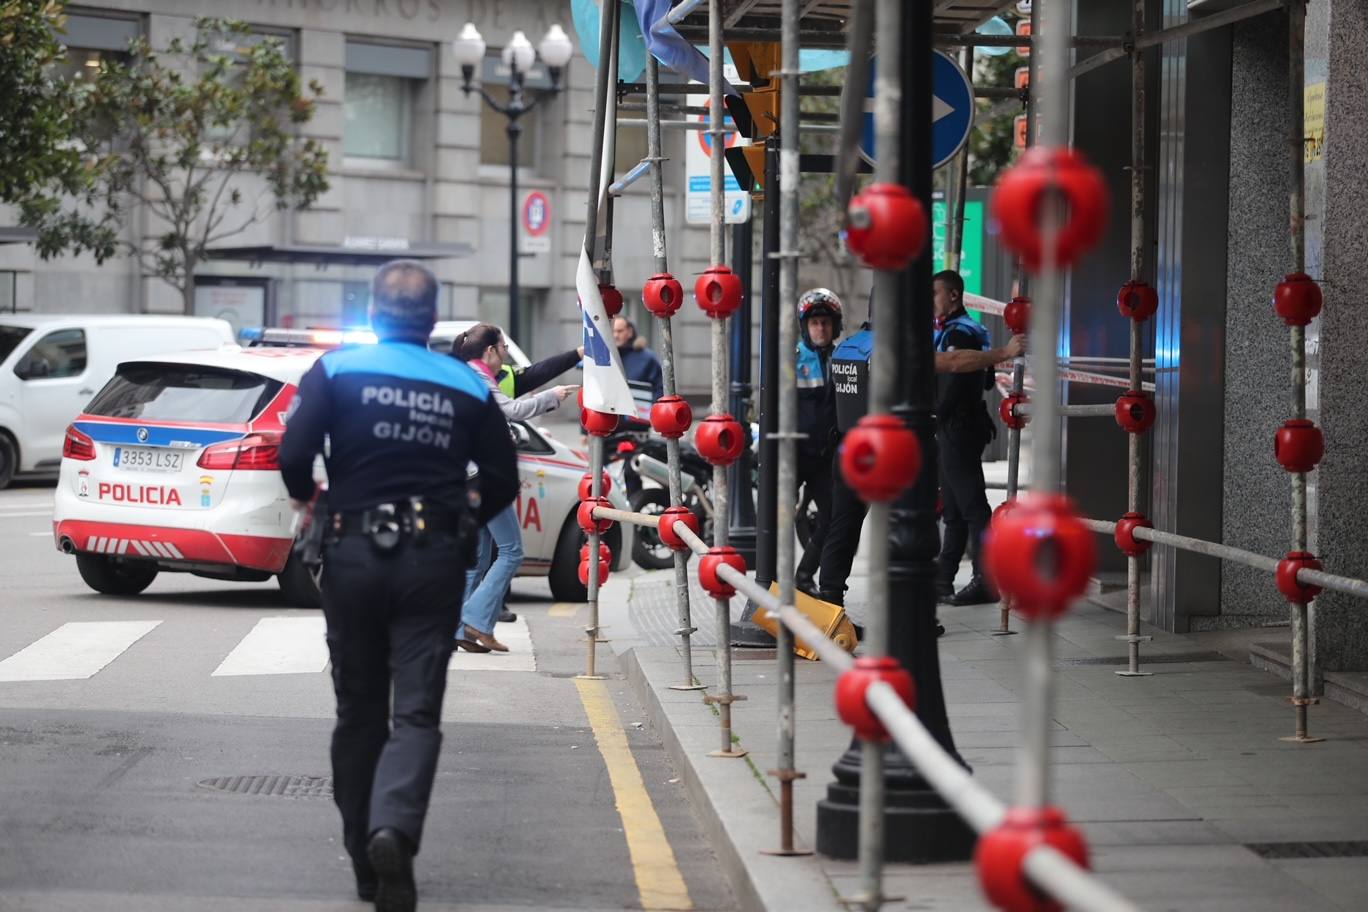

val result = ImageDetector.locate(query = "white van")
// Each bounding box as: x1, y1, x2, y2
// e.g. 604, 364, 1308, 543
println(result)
0, 315, 235, 488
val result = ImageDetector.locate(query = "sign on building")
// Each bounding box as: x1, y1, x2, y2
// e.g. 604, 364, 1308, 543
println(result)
685, 94, 752, 225
522, 190, 552, 253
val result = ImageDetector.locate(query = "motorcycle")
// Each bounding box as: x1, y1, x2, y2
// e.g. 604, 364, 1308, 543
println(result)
608, 422, 816, 571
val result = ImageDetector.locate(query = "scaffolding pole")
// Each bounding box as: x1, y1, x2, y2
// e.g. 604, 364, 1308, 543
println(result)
703, 0, 746, 760
1117, 0, 1153, 679
1284, 0, 1320, 745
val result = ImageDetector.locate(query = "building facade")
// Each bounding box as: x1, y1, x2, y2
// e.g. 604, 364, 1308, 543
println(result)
0, 0, 738, 392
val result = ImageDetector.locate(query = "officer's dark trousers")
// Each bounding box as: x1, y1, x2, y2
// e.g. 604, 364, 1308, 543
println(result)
321, 533, 464, 865
818, 455, 869, 597
936, 425, 992, 582
796, 451, 833, 581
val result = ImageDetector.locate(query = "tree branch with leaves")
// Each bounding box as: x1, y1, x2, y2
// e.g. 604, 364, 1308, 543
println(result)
21, 17, 330, 312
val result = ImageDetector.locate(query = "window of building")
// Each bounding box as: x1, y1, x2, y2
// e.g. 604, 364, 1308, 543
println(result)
344, 41, 432, 168
614, 123, 649, 175
477, 56, 553, 169
52, 12, 140, 83
14, 329, 87, 380
0, 272, 15, 313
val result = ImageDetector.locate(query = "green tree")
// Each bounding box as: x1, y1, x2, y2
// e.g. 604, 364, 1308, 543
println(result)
0, 1, 88, 205
22, 17, 330, 312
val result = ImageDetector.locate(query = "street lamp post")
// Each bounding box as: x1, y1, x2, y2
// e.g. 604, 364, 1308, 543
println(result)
452, 23, 573, 346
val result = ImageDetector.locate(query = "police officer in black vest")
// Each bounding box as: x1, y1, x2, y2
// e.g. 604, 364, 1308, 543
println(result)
279, 260, 519, 912
815, 286, 1023, 617
932, 269, 997, 606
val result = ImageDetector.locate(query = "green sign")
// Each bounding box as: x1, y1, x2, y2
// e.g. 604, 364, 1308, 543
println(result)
931, 199, 984, 295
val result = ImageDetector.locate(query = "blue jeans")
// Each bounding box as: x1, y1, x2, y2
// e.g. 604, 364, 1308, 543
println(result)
460, 503, 523, 636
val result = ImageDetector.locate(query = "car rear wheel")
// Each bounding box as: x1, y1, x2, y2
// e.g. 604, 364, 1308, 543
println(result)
278, 552, 322, 609
548, 514, 623, 602
629, 488, 674, 570
75, 554, 158, 596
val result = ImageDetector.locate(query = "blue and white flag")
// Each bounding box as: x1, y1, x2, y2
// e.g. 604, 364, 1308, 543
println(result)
578, 17, 637, 417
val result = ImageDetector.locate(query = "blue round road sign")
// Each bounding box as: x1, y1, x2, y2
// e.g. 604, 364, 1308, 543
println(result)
861, 50, 976, 171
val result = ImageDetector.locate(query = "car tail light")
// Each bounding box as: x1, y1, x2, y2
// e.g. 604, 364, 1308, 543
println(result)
63, 425, 96, 461
616, 440, 637, 454
198, 432, 283, 471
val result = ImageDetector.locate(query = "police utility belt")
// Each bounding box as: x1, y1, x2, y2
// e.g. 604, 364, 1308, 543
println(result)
330, 499, 471, 555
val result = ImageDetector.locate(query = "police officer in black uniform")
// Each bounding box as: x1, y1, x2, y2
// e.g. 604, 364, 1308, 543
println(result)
815, 286, 1024, 614
279, 260, 519, 912
932, 269, 997, 606
795, 288, 843, 594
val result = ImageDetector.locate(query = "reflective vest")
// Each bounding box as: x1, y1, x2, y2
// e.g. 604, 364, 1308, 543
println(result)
495, 365, 517, 398
830, 326, 873, 435
934, 313, 990, 353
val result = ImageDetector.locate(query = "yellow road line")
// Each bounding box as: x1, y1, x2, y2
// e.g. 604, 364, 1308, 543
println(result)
575, 678, 693, 911
549, 602, 579, 618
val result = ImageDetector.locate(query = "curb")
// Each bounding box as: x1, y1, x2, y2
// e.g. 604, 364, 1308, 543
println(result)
616, 645, 842, 912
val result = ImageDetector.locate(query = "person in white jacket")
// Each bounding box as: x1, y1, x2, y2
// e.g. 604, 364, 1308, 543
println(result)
452, 323, 574, 652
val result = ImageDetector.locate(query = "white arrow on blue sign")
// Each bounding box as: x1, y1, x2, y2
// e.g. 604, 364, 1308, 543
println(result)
861, 50, 976, 171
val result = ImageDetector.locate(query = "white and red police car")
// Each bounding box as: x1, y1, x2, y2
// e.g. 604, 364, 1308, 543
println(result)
53, 331, 630, 606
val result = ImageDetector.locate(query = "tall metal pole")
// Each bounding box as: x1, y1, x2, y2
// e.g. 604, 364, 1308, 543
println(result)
755, 146, 782, 589
1017, 0, 1071, 813
945, 46, 973, 273
728, 217, 758, 564
769, 0, 806, 860
1284, 0, 1319, 745
576, 0, 619, 682
815, 0, 976, 868
645, 53, 705, 693
508, 79, 522, 346
704, 0, 744, 759
736, 147, 780, 649
1116, 0, 1153, 679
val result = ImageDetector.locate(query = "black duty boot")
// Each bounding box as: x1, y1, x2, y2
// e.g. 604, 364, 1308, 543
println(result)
795, 571, 818, 597
935, 576, 955, 604
818, 589, 845, 608
498, 608, 518, 623
353, 858, 377, 902
947, 575, 998, 606
367, 828, 416, 912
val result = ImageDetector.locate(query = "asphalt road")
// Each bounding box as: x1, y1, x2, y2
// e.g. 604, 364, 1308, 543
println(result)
0, 482, 735, 912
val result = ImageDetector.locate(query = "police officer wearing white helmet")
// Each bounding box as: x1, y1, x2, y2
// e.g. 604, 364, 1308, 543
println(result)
794, 288, 843, 594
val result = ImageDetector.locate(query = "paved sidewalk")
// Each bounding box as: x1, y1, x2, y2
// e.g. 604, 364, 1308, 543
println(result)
601, 569, 1368, 912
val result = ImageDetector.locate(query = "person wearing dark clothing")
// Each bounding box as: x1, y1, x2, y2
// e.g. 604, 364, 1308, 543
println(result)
815, 291, 1025, 610
932, 270, 997, 607
279, 260, 519, 912
794, 289, 843, 593
613, 316, 665, 402
815, 321, 872, 606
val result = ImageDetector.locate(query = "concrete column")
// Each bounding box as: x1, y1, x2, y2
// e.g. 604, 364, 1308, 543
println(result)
1218, 11, 1292, 631
1310, 0, 1368, 671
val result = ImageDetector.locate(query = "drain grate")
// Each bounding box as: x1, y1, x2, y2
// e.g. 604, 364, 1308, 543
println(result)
197, 775, 333, 799
1246, 841, 1368, 860
1054, 651, 1228, 667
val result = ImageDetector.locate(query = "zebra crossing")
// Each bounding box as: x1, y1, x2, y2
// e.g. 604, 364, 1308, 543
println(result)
0, 615, 536, 683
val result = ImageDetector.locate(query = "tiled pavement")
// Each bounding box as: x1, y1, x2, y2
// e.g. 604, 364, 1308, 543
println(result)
605, 566, 1368, 911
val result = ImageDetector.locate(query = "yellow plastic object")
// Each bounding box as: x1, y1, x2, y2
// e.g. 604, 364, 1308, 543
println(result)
753, 583, 860, 661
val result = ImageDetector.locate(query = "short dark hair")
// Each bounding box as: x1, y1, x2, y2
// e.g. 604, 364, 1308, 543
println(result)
933, 270, 965, 298
371, 260, 438, 339
453, 322, 502, 362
